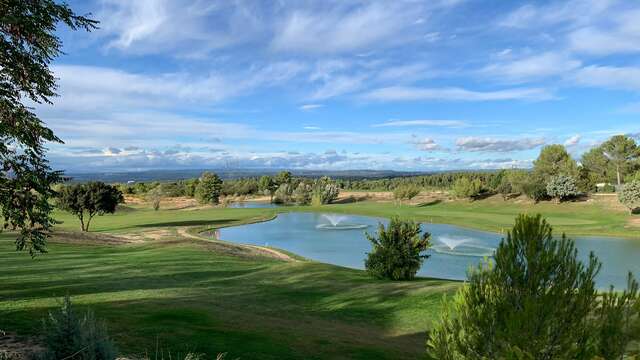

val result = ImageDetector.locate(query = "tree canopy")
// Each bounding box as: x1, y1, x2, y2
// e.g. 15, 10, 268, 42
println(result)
533, 144, 577, 180
57, 182, 124, 232
195, 172, 223, 205
427, 214, 640, 359
0, 0, 97, 254
601, 135, 640, 186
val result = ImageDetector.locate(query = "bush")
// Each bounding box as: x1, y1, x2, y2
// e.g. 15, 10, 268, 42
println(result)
546, 175, 579, 202
426, 214, 640, 359
311, 177, 340, 206
522, 181, 549, 202
393, 184, 421, 204
273, 183, 293, 204
364, 217, 431, 280
619, 180, 640, 214
39, 296, 117, 360
451, 177, 482, 199
292, 182, 312, 205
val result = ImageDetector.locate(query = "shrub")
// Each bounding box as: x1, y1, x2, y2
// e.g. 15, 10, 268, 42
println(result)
451, 177, 482, 199
426, 214, 640, 359
545, 175, 579, 202
496, 176, 513, 200
522, 181, 549, 202
39, 296, 117, 360
147, 187, 162, 211
293, 182, 312, 205
273, 183, 293, 204
619, 180, 640, 214
599, 183, 617, 193
364, 217, 431, 280
311, 177, 340, 206
393, 184, 421, 204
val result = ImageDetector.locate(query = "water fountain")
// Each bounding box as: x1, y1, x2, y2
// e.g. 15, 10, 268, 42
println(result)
316, 214, 370, 230
432, 235, 495, 257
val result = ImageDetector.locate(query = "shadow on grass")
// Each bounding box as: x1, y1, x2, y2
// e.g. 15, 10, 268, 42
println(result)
416, 200, 442, 207
136, 219, 240, 228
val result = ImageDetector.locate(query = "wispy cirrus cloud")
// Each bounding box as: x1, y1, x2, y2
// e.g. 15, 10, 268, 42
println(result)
455, 137, 546, 152
362, 86, 555, 102
373, 119, 467, 128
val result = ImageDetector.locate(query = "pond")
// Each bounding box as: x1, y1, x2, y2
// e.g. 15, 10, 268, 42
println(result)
218, 212, 640, 289
228, 201, 280, 209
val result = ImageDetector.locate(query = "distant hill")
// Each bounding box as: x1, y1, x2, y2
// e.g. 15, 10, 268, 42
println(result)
64, 169, 446, 183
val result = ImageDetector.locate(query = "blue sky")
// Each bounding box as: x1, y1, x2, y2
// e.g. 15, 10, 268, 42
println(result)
40, 0, 640, 172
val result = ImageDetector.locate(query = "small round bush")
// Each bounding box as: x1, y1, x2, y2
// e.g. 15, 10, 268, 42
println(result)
619, 181, 640, 214
364, 217, 431, 280
546, 175, 579, 202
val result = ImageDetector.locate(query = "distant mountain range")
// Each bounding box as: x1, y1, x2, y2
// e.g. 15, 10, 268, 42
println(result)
64, 169, 444, 183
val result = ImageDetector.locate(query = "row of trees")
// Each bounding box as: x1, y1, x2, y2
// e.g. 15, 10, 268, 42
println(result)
364, 214, 640, 358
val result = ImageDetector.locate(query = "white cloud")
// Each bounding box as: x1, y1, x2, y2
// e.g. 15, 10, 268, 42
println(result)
41, 63, 306, 116
411, 137, 443, 151
299, 104, 323, 111
573, 65, 640, 91
481, 52, 581, 81
499, 0, 616, 29
303, 126, 321, 130
271, 2, 421, 54
99, 0, 266, 55
456, 137, 545, 152
362, 86, 555, 102
569, 10, 640, 55
373, 119, 467, 128
564, 135, 582, 146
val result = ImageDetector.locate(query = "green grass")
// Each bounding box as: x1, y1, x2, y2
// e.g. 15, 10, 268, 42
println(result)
1, 206, 458, 359
3, 195, 637, 358
298, 197, 639, 238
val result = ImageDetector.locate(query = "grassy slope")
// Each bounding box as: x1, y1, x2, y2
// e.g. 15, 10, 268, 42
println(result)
1, 206, 458, 359
3, 196, 637, 358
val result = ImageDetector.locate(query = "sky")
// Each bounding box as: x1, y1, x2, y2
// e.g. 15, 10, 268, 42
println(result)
38, 0, 640, 172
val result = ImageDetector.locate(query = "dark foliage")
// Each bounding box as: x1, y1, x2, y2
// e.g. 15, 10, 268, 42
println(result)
0, 0, 97, 255
57, 182, 124, 232
365, 217, 431, 280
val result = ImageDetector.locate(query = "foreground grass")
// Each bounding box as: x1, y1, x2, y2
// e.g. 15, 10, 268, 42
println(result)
0, 213, 457, 359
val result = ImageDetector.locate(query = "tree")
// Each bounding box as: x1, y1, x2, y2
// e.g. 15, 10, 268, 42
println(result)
274, 171, 292, 186
533, 144, 577, 180
546, 175, 579, 202
426, 214, 640, 360
258, 176, 277, 202
601, 135, 640, 186
364, 217, 431, 280
57, 182, 124, 232
451, 177, 482, 199
0, 1, 97, 255
619, 180, 640, 214
581, 146, 613, 184
311, 176, 340, 206
195, 172, 223, 205
392, 184, 421, 205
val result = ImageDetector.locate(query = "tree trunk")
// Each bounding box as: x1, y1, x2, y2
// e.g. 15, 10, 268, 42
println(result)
616, 163, 621, 186
79, 213, 86, 232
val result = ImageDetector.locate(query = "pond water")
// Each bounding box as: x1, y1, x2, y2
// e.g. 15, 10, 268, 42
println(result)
228, 201, 280, 209
218, 212, 640, 289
